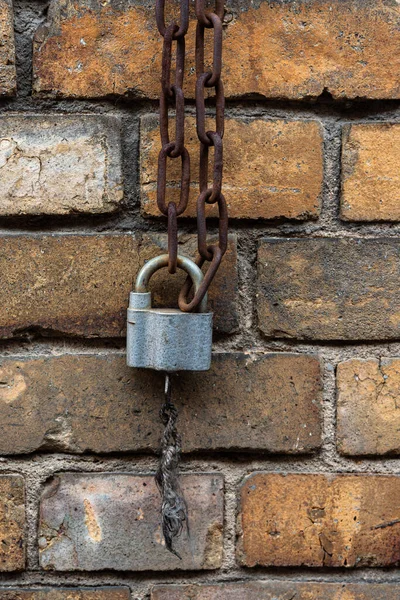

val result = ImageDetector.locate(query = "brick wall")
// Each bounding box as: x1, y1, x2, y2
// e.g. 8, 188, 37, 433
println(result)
1, 0, 400, 598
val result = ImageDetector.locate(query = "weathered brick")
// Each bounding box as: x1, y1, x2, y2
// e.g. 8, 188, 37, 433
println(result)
0, 352, 321, 455
0, 233, 237, 338
258, 237, 400, 341
0, 116, 123, 216
39, 473, 223, 571
0, 589, 129, 600
33, 0, 400, 100
141, 116, 323, 220
152, 582, 400, 600
337, 358, 400, 456
342, 124, 400, 222
238, 473, 400, 568
0, 476, 25, 571
0, 0, 16, 96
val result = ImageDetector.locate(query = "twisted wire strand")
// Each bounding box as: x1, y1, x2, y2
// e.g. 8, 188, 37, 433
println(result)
155, 374, 188, 558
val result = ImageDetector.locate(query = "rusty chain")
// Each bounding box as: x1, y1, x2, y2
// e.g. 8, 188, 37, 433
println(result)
156, 0, 191, 275
156, 0, 228, 308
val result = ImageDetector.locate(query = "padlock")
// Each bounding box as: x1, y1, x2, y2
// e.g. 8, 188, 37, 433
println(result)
127, 254, 213, 371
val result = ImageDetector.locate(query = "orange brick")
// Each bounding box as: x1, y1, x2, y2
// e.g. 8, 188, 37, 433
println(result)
342, 124, 400, 221
337, 358, 400, 456
141, 116, 323, 220
238, 473, 400, 567
33, 0, 400, 100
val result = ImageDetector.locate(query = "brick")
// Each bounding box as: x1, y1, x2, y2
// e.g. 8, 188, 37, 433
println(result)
0, 0, 16, 96
152, 582, 400, 600
39, 473, 223, 571
0, 116, 123, 216
341, 124, 400, 222
337, 358, 400, 456
0, 589, 129, 600
0, 233, 237, 339
33, 0, 400, 100
0, 476, 25, 571
141, 116, 323, 221
0, 352, 321, 455
257, 237, 400, 341
238, 473, 400, 567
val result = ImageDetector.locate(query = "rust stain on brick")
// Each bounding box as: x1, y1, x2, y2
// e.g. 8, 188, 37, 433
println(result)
34, 0, 400, 100
83, 499, 102, 542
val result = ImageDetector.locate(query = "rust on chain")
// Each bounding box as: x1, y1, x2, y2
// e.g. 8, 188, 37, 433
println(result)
155, 0, 228, 300
179, 0, 228, 312
156, 0, 189, 39
156, 0, 190, 274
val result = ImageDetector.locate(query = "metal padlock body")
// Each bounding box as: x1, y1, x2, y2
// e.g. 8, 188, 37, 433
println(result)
127, 255, 212, 371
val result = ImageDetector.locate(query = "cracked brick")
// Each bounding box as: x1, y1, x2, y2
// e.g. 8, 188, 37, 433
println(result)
337, 358, 400, 455
238, 473, 400, 568
0, 115, 123, 215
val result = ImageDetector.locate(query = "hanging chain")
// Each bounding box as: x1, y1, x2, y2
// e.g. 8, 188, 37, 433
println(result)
156, 0, 228, 306
178, 0, 228, 312
156, 0, 191, 275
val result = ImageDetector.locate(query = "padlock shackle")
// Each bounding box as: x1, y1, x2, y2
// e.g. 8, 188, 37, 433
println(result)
135, 254, 208, 313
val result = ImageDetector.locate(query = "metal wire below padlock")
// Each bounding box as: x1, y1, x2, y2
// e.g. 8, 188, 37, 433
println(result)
155, 373, 188, 558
